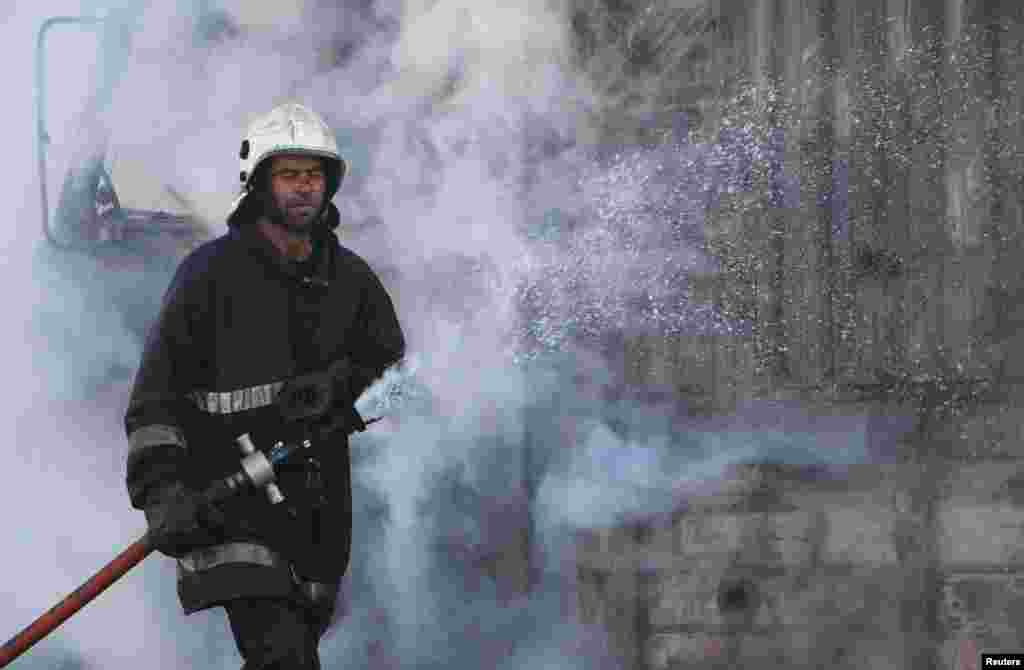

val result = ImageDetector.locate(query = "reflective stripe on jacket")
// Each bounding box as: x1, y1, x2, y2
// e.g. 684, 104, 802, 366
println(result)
176, 541, 341, 615
189, 381, 285, 414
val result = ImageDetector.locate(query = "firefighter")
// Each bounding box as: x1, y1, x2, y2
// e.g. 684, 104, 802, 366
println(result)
124, 102, 406, 669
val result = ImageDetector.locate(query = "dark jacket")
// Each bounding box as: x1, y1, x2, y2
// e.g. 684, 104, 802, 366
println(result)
124, 200, 405, 614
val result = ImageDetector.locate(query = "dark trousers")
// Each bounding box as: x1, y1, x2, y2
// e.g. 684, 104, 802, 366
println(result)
223, 597, 322, 670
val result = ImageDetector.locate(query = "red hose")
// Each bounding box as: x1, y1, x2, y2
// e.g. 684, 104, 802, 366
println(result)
0, 535, 154, 667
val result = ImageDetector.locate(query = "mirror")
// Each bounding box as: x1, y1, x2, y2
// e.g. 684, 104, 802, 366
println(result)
37, 17, 108, 246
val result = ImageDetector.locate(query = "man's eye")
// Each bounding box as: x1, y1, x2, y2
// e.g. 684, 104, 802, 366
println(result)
276, 171, 323, 180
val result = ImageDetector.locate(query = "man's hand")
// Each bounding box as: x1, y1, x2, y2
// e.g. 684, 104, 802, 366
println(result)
143, 482, 225, 558
277, 358, 354, 424
276, 357, 368, 438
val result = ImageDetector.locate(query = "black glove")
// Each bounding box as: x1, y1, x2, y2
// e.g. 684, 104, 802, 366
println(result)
276, 358, 367, 438
277, 358, 354, 423
143, 482, 225, 558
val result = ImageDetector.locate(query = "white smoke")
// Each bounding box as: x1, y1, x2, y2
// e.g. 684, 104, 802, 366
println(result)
0, 1, 909, 669
0, 4, 240, 669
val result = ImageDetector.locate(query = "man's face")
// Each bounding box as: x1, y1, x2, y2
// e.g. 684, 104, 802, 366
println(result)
267, 155, 327, 232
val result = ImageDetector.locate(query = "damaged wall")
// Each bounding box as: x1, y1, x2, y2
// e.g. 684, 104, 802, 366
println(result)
565, 0, 1024, 668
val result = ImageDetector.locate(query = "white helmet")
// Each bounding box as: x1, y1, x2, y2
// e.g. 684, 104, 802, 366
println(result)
230, 103, 347, 217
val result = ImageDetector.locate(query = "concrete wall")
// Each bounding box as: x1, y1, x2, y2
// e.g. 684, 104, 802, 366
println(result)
566, 0, 1024, 667
575, 461, 1024, 668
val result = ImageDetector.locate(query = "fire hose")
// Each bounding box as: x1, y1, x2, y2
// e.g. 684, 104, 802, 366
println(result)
0, 432, 314, 667
0, 354, 404, 666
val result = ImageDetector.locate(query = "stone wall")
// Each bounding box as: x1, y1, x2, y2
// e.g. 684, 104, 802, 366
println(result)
574, 461, 1024, 668
566, 0, 1024, 667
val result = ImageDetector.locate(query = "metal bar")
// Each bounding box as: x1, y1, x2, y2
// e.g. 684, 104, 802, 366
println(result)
35, 16, 106, 250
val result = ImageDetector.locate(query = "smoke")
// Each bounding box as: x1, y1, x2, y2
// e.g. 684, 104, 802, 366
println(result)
0, 1, 921, 669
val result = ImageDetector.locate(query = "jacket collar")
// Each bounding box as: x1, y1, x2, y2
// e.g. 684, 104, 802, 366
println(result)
233, 218, 334, 285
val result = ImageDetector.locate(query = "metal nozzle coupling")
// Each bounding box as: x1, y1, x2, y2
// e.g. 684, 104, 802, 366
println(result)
235, 433, 285, 505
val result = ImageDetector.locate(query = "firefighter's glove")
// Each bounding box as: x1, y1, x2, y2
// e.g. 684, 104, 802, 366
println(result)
144, 482, 225, 558
277, 358, 354, 424
276, 358, 366, 437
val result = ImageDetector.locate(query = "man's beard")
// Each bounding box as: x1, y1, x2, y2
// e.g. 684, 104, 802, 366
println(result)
265, 192, 324, 237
